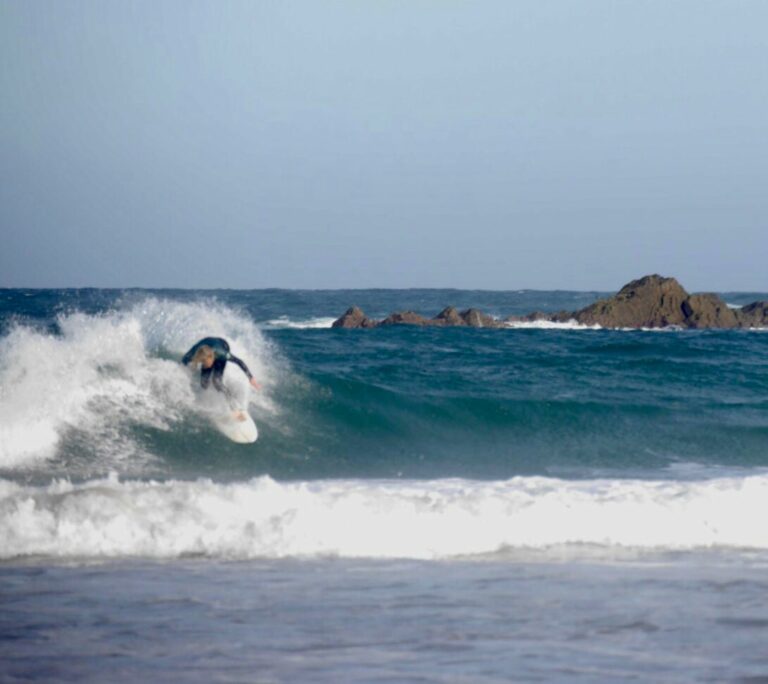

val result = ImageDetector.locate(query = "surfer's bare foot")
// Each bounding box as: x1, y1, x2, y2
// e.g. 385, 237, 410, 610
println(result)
233, 410, 247, 422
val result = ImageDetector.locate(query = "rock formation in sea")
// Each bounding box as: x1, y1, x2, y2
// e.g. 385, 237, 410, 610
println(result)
571, 275, 743, 329
332, 306, 378, 329
333, 306, 504, 329
736, 301, 768, 328
572, 275, 689, 328
331, 275, 768, 330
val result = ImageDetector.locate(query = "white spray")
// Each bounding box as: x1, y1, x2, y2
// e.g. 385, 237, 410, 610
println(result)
0, 297, 277, 470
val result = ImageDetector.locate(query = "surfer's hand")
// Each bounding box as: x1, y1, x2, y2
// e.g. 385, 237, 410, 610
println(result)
249, 377, 261, 390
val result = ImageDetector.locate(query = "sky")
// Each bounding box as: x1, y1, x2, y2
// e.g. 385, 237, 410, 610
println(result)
1, 0, 766, 291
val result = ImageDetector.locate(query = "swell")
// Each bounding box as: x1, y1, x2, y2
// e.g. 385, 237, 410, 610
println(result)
7, 340, 765, 482
151, 370, 768, 481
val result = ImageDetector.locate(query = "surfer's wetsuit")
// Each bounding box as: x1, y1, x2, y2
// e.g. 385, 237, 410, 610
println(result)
181, 337, 254, 395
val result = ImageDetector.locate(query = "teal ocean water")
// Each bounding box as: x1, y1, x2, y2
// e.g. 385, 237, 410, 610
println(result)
2, 288, 768, 681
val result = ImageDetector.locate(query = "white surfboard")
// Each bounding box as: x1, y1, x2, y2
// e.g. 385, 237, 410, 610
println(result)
212, 409, 258, 444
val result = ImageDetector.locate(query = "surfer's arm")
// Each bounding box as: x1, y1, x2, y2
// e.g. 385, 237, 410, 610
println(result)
228, 354, 261, 389
181, 342, 201, 365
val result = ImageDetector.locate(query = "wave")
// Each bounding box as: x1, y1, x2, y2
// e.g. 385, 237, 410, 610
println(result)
504, 319, 601, 330
0, 298, 279, 472
2, 473, 767, 561
2, 291, 766, 481
264, 316, 336, 330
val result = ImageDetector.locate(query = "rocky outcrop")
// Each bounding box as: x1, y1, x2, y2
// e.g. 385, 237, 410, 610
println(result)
434, 307, 465, 326
736, 301, 768, 328
332, 275, 768, 330
460, 308, 501, 328
380, 311, 434, 327
332, 306, 504, 329
573, 275, 691, 328
332, 306, 378, 329
681, 294, 739, 329
570, 275, 761, 329
431, 307, 501, 327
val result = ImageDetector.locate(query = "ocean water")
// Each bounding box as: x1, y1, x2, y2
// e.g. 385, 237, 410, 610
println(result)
1, 288, 768, 682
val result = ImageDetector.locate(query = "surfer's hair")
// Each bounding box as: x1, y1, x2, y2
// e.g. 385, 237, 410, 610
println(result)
191, 345, 215, 366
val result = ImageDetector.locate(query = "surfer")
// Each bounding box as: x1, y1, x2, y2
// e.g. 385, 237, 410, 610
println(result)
182, 337, 261, 396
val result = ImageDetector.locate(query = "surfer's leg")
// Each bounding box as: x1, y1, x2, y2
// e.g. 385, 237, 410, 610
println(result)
211, 359, 227, 392
212, 360, 239, 409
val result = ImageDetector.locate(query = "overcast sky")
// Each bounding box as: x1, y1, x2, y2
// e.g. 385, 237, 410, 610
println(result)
1, 1, 766, 290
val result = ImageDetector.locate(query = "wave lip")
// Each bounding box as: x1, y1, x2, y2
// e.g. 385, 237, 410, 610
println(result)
2, 474, 767, 562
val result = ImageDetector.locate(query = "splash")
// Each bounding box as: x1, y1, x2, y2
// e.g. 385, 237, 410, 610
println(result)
0, 297, 277, 471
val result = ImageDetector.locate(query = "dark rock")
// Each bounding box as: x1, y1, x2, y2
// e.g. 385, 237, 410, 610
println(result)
332, 306, 377, 329
681, 294, 739, 329
573, 275, 748, 329
380, 311, 434, 327
434, 306, 465, 326
379, 307, 503, 328
737, 301, 768, 328
333, 305, 504, 329
460, 308, 501, 328
574, 275, 691, 328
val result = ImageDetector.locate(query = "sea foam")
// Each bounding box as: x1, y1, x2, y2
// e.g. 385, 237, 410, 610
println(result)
2, 474, 767, 561
265, 316, 337, 330
0, 298, 277, 470
504, 319, 601, 330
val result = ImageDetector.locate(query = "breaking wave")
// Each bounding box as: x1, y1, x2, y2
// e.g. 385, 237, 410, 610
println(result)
0, 298, 278, 472
2, 473, 767, 561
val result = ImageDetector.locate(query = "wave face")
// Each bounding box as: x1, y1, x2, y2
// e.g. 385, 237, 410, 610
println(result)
1, 288, 768, 482
3, 473, 768, 561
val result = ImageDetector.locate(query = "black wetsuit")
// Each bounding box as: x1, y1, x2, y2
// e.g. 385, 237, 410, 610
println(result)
181, 337, 254, 395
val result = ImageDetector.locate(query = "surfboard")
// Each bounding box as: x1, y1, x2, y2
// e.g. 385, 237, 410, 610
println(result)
192, 363, 258, 443
212, 409, 258, 444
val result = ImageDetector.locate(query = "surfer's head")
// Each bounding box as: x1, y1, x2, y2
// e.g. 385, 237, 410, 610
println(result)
191, 345, 215, 369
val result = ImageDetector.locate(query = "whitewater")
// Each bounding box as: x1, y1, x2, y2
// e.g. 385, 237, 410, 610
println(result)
2, 288, 768, 682
4, 473, 768, 561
